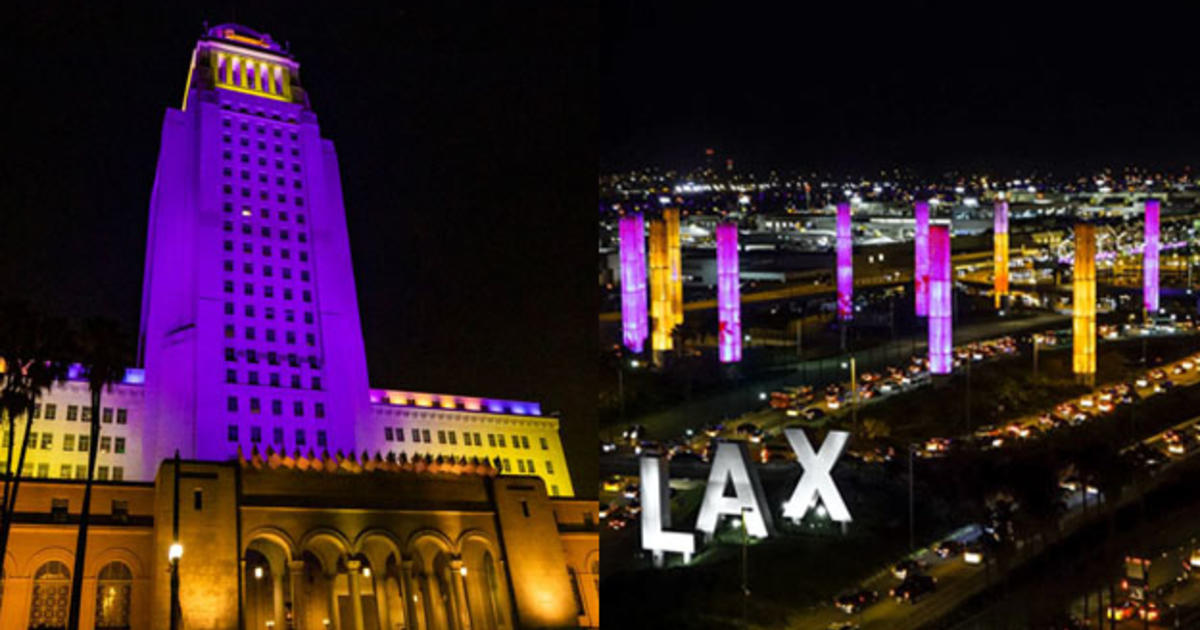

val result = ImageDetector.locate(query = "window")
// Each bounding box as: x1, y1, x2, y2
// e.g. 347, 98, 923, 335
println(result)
293, 401, 303, 417
193, 489, 203, 511
97, 466, 109, 481
498, 435, 506, 448
227, 396, 238, 412
225, 347, 236, 362
27, 432, 37, 448
311, 377, 321, 390
521, 436, 530, 449
315, 403, 325, 419
227, 425, 238, 442
100, 436, 111, 452
540, 437, 549, 450
551, 485, 559, 497
37, 463, 49, 478
422, 429, 431, 443
45, 404, 57, 420
412, 428, 421, 442
395, 427, 405, 442
226, 369, 237, 384
474, 432, 481, 446
112, 467, 123, 481
251, 426, 262, 443
546, 461, 554, 474
60, 464, 73, 479
103, 408, 113, 423
63, 434, 75, 452
116, 409, 127, 425
527, 460, 536, 473
31, 561, 71, 628
503, 459, 511, 472
76, 465, 86, 479
272, 400, 282, 415
295, 429, 306, 446
114, 438, 125, 454
67, 405, 78, 421
384, 427, 394, 441
437, 430, 446, 444
248, 371, 260, 385
316, 430, 326, 447
517, 460, 525, 473
488, 434, 496, 447
273, 427, 284, 444
41, 433, 53, 450
250, 397, 261, 414
79, 435, 90, 452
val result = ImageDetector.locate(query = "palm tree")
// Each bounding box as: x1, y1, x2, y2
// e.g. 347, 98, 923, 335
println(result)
0, 300, 70, 569
67, 317, 127, 630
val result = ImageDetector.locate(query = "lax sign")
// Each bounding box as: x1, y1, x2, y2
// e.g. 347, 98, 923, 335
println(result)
640, 429, 850, 565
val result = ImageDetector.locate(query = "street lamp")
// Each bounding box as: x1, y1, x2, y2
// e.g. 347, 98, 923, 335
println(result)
841, 357, 859, 434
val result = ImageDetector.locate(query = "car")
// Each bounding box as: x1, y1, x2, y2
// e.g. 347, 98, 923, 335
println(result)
622, 483, 638, 500
1150, 369, 1167, 381
607, 514, 629, 531
934, 540, 962, 559
891, 574, 935, 603
1106, 601, 1136, 621
963, 545, 984, 565
1135, 376, 1150, 388
598, 503, 614, 519
892, 559, 924, 580
833, 589, 878, 614
601, 476, 623, 493
1190, 548, 1200, 568
704, 424, 725, 438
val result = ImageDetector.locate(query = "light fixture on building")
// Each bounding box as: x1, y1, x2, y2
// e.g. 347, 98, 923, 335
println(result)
362, 566, 371, 578
459, 566, 468, 577
254, 566, 264, 580
168, 543, 183, 562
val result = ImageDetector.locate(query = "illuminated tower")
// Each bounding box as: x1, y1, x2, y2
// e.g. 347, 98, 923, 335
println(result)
716, 222, 742, 363
665, 207, 684, 327
994, 198, 1009, 309
1073, 223, 1097, 385
836, 202, 853, 321
928, 225, 952, 374
649, 217, 673, 359
914, 200, 930, 316
1144, 199, 1160, 316
619, 214, 649, 353
139, 24, 371, 462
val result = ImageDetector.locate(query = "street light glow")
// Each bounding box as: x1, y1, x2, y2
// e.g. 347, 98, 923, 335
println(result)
168, 542, 183, 562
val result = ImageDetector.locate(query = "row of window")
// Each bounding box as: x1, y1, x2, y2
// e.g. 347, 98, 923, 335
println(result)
221, 185, 306, 207
221, 152, 303, 175
222, 280, 312, 301
226, 370, 320, 390
222, 118, 299, 140
223, 347, 321, 369
33, 404, 128, 424
224, 325, 316, 346
8, 432, 126, 454
221, 135, 302, 157
221, 238, 311, 263
226, 396, 325, 418
223, 167, 303, 190
223, 302, 314, 324
25, 463, 125, 480
223, 260, 310, 281
382, 427, 550, 451
223, 222, 309, 242
227, 425, 327, 447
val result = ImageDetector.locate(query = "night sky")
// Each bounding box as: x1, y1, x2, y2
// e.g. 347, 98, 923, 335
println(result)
1, 4, 597, 495
603, 3, 1200, 176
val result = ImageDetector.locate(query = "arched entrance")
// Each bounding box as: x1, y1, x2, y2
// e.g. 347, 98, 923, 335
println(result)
29, 560, 71, 630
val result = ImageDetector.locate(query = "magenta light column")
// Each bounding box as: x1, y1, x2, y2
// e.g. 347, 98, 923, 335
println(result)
837, 202, 853, 321
716, 222, 742, 363
1144, 199, 1160, 314
619, 214, 649, 353
914, 200, 930, 316
928, 225, 952, 374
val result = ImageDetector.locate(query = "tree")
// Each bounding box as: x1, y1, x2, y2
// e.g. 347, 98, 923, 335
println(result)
0, 300, 70, 572
67, 317, 128, 630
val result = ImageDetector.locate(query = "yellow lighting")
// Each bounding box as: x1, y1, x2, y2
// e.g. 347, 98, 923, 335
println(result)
1073, 224, 1096, 382
168, 542, 183, 561
459, 566, 468, 577
994, 231, 1009, 308
254, 566, 264, 579
362, 567, 371, 578
649, 218, 673, 356
665, 207, 683, 327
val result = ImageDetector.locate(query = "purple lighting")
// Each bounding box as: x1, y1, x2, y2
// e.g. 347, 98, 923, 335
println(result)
1144, 199, 1160, 314
837, 202, 853, 321
928, 225, 952, 375
716, 222, 741, 363
619, 213, 649, 353
914, 200, 930, 316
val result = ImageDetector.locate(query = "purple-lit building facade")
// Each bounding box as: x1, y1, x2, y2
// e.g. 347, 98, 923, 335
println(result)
913, 200, 930, 316
836, 202, 853, 321
1144, 198, 1160, 314
716, 222, 742, 363
619, 213, 648, 353
7, 24, 574, 497
928, 225, 952, 374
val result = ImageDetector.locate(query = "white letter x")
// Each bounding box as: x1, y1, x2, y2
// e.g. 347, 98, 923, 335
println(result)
782, 429, 851, 523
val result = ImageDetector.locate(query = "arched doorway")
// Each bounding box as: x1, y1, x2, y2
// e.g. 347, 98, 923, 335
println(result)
94, 561, 133, 629
29, 560, 71, 630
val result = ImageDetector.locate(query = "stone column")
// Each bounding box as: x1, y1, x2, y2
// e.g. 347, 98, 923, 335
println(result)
449, 558, 471, 630
240, 558, 249, 630
288, 560, 307, 630
401, 558, 418, 630
274, 570, 286, 629
345, 559, 366, 630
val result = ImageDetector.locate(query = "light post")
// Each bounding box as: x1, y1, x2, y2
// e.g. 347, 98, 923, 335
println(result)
841, 357, 858, 434
909, 443, 916, 552
170, 450, 181, 630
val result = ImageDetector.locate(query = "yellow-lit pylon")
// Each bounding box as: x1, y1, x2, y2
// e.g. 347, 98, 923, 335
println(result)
1073, 223, 1096, 386
994, 197, 1009, 309
665, 207, 683, 328
649, 218, 673, 362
